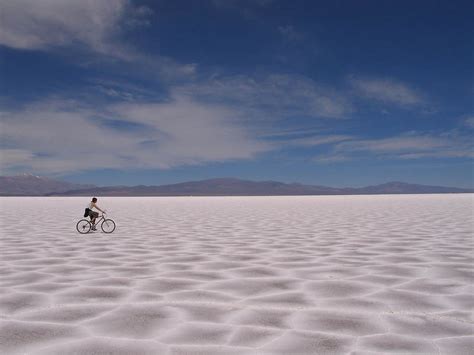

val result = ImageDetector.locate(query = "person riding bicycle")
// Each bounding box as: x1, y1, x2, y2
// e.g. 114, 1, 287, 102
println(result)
78, 198, 115, 234
86, 197, 105, 231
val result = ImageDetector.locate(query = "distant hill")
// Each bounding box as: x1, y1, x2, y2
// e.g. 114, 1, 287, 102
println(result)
354, 181, 472, 194
43, 177, 474, 196
1, 176, 472, 196
47, 178, 350, 196
0, 174, 95, 196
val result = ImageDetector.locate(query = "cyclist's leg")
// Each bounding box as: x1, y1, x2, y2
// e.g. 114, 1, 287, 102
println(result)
90, 211, 98, 228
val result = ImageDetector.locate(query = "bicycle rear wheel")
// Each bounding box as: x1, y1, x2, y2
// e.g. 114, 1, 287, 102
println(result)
76, 219, 91, 234
101, 219, 116, 233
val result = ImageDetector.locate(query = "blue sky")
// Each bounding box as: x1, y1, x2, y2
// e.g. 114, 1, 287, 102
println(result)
0, 0, 473, 187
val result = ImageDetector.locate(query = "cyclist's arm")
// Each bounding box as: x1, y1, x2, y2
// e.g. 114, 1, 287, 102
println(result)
95, 204, 105, 213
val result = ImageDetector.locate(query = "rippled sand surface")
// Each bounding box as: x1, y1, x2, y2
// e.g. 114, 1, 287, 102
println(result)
1, 195, 473, 354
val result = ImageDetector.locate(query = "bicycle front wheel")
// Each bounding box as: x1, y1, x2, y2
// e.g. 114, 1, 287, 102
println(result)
101, 219, 116, 233
76, 219, 91, 234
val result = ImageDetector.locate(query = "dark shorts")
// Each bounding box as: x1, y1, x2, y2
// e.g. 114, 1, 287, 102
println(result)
89, 211, 99, 219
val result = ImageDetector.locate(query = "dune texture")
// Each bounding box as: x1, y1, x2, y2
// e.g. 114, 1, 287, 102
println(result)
0, 195, 473, 354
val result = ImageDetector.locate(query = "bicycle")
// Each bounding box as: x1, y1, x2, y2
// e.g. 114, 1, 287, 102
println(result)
76, 213, 116, 234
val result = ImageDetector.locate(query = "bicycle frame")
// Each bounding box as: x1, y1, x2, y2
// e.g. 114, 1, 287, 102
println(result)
89, 214, 106, 225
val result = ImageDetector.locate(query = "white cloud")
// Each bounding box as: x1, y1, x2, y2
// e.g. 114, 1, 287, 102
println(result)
0, 94, 272, 174
0, 70, 356, 175
0, 149, 35, 167
0, 0, 132, 53
110, 94, 272, 164
2, 90, 470, 175
350, 77, 423, 107
0, 0, 200, 79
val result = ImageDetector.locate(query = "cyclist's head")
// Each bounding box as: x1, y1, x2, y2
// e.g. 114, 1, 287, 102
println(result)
92, 197, 97, 202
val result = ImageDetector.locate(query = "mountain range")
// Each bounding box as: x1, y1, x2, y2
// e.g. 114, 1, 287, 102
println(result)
0, 175, 472, 196
0, 174, 95, 196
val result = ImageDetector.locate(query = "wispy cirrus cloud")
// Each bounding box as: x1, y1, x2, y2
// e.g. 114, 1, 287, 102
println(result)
212, 0, 274, 10
349, 76, 424, 107
286, 135, 352, 147
463, 116, 474, 128
335, 134, 447, 153
210, 0, 275, 21
278, 25, 304, 42
313, 131, 474, 162
178, 74, 352, 120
